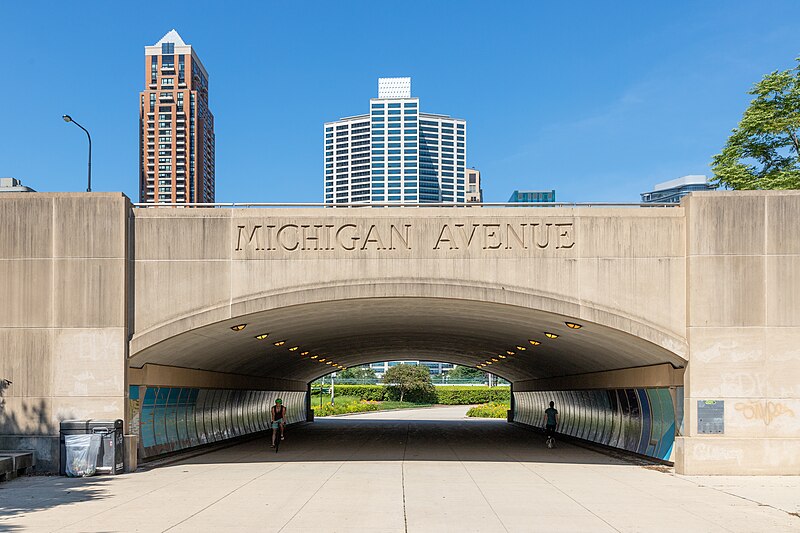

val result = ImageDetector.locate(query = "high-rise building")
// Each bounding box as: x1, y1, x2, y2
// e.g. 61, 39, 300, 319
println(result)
466, 168, 483, 203
324, 77, 467, 204
139, 30, 215, 204
641, 175, 716, 204
508, 189, 556, 203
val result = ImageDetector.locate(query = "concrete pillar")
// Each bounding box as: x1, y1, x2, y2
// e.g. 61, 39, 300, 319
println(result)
677, 192, 800, 475
0, 193, 130, 471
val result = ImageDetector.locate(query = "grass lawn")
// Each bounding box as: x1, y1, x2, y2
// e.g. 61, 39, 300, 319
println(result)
310, 394, 432, 416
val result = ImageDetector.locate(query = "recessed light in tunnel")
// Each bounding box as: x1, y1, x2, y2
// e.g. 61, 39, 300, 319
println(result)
566, 322, 583, 329
300, 351, 309, 356
288, 346, 299, 351
516, 345, 526, 351
310, 355, 318, 359
254, 333, 269, 340
544, 332, 559, 339
230, 324, 247, 331
129, 297, 687, 386
506, 350, 515, 355
498, 355, 506, 359
273, 340, 286, 346
491, 358, 499, 362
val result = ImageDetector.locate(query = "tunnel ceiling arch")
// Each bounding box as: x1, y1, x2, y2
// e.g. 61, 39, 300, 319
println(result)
128, 297, 687, 383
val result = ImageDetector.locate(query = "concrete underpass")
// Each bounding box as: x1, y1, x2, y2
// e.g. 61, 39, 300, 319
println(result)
127, 296, 685, 467
3, 407, 798, 532
1, 191, 799, 478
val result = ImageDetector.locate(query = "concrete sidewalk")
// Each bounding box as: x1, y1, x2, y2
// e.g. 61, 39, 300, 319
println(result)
0, 406, 797, 532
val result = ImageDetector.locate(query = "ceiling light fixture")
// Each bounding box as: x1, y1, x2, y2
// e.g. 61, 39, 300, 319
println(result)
288, 346, 299, 352
300, 351, 309, 356
491, 358, 499, 362
254, 333, 269, 340
515, 346, 526, 351
498, 355, 506, 359
319, 358, 326, 362
273, 340, 286, 346
230, 324, 247, 331
529, 339, 541, 346
544, 332, 559, 339
565, 322, 582, 329
506, 350, 515, 355
310, 355, 318, 359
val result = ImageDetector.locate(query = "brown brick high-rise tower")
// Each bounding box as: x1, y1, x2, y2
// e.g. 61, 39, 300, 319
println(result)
139, 30, 215, 203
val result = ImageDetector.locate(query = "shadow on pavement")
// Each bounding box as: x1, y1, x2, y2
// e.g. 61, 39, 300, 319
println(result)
0, 475, 111, 532
173, 418, 631, 467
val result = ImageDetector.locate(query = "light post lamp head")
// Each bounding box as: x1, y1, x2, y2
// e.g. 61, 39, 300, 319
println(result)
62, 114, 72, 123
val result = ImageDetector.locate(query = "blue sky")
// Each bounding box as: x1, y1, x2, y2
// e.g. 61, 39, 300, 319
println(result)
2, 1, 800, 203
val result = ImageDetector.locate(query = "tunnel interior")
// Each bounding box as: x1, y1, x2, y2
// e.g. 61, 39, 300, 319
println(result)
128, 297, 686, 462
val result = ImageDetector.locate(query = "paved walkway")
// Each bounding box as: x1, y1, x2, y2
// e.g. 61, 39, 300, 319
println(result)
0, 406, 797, 532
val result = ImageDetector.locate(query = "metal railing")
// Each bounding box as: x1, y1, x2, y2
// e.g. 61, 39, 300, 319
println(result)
133, 201, 678, 208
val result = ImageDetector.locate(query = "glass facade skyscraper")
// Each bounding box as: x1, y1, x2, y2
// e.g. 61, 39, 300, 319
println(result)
324, 78, 467, 204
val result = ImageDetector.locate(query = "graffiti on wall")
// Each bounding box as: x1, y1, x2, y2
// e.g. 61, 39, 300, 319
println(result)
734, 401, 795, 426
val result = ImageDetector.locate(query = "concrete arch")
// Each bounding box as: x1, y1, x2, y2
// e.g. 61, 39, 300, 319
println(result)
128, 280, 687, 384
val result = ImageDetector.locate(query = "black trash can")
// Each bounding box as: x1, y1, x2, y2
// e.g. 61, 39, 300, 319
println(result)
60, 419, 124, 476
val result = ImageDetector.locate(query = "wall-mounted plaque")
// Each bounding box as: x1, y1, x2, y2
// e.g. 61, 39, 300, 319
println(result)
697, 400, 724, 434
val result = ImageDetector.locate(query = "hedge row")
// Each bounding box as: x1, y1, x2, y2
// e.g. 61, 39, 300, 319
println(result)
435, 387, 510, 405
318, 385, 510, 405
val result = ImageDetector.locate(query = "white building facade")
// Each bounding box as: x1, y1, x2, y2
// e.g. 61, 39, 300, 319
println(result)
369, 361, 455, 377
324, 78, 467, 204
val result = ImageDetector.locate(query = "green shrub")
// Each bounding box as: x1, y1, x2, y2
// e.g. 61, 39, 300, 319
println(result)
314, 399, 383, 416
435, 386, 510, 405
317, 385, 510, 405
466, 402, 510, 418
325, 385, 388, 401
312, 399, 432, 417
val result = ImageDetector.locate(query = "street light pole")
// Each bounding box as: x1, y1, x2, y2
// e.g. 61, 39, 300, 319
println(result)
62, 115, 92, 192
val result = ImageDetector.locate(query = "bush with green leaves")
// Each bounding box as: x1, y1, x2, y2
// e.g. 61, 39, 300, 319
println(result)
466, 402, 510, 418
322, 385, 388, 401
435, 386, 510, 405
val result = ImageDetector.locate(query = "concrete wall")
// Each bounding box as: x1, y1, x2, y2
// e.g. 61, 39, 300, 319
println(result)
129, 207, 689, 366
0, 194, 129, 471
677, 192, 800, 475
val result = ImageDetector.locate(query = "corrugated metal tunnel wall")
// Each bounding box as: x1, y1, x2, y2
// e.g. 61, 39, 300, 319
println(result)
128, 386, 307, 459
513, 388, 682, 462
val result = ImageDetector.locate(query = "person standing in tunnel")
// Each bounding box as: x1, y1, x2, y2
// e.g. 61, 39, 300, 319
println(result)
544, 401, 558, 448
271, 398, 286, 448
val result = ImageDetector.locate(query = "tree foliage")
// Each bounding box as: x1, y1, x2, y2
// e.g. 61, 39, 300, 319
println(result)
382, 364, 434, 403
712, 60, 800, 190
335, 366, 377, 381
446, 365, 486, 381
